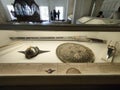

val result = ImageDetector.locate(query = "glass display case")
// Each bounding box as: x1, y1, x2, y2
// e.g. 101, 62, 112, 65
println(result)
1, 0, 120, 89
0, 24, 120, 86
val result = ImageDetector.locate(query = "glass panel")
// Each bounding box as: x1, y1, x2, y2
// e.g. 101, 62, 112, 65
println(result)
7, 5, 17, 20
55, 6, 64, 20
39, 6, 49, 21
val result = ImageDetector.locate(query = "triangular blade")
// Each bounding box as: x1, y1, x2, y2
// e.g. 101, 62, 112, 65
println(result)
18, 51, 25, 54
39, 50, 50, 54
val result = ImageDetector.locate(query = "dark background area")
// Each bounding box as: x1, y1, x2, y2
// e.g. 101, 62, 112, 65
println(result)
1, 85, 120, 90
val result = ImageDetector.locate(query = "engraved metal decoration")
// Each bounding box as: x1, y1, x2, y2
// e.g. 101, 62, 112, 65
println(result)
56, 43, 95, 63
18, 46, 49, 59
45, 69, 56, 74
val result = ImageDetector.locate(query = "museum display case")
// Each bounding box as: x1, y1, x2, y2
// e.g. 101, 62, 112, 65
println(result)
0, 24, 120, 87
0, 0, 120, 89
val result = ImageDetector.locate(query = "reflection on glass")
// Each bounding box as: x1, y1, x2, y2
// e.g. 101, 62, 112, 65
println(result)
40, 6, 49, 20
55, 6, 64, 20
0, 0, 120, 24
7, 5, 17, 20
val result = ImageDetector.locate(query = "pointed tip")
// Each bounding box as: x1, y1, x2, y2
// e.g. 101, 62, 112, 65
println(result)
18, 51, 25, 54
39, 50, 50, 54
